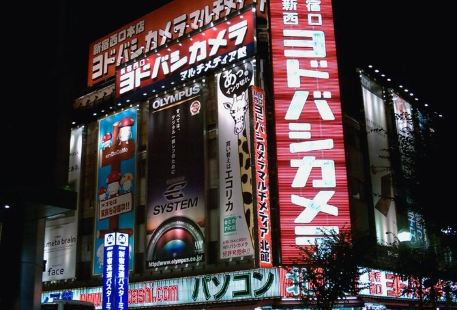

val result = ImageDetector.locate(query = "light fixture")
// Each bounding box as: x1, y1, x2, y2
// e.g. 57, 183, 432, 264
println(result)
397, 230, 412, 242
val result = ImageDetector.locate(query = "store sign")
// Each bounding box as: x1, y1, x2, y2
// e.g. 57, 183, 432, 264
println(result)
42, 268, 281, 308
116, 11, 254, 97
146, 85, 205, 269
359, 268, 457, 302
94, 109, 137, 275
89, 0, 266, 87
250, 86, 273, 268
217, 63, 255, 260
279, 267, 457, 303
269, 0, 351, 263
103, 233, 129, 310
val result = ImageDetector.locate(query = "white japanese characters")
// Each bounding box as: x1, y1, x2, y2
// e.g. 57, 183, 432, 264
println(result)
118, 15, 251, 96
271, 0, 350, 259
89, 0, 259, 85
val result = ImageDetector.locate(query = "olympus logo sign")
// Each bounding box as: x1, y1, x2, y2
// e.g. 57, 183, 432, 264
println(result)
151, 85, 200, 110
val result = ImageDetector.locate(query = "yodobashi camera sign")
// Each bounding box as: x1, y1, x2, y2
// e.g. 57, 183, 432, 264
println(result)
103, 232, 129, 310
269, 0, 351, 263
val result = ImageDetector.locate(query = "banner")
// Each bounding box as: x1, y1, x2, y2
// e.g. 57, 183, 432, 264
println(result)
42, 127, 83, 281
269, 0, 352, 264
146, 84, 205, 268
42, 268, 281, 308
94, 109, 137, 275
103, 233, 129, 310
116, 10, 255, 97
217, 62, 255, 260
250, 86, 273, 268
361, 76, 398, 245
392, 95, 427, 247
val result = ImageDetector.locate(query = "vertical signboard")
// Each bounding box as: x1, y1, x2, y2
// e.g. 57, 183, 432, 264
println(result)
103, 232, 129, 310
269, 0, 351, 263
361, 76, 397, 244
43, 127, 82, 281
392, 95, 427, 247
95, 109, 136, 275
250, 86, 273, 268
146, 85, 205, 268
217, 62, 255, 260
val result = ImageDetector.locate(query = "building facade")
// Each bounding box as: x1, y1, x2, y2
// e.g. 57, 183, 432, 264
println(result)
40, 1, 455, 309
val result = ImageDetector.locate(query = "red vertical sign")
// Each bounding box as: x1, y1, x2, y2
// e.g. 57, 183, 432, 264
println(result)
250, 86, 273, 268
269, 0, 351, 264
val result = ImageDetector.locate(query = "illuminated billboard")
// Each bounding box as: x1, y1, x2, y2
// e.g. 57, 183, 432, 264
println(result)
88, 0, 263, 87
116, 11, 255, 97
361, 76, 398, 245
250, 86, 273, 268
42, 268, 281, 308
94, 109, 137, 275
269, 0, 351, 263
216, 62, 255, 260
146, 84, 205, 268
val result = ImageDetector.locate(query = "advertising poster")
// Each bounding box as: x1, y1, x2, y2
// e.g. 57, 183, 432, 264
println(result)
393, 95, 427, 247
146, 84, 205, 268
42, 217, 78, 281
361, 76, 398, 245
217, 62, 255, 260
42, 127, 82, 281
94, 109, 136, 275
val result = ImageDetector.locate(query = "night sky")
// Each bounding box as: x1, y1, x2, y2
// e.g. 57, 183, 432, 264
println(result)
3, 1, 454, 227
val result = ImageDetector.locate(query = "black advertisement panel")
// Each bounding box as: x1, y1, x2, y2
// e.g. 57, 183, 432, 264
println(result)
146, 84, 205, 268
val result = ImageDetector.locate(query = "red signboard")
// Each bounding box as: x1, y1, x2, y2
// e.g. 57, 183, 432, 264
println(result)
269, 0, 351, 264
88, 0, 266, 87
250, 86, 273, 268
115, 11, 255, 97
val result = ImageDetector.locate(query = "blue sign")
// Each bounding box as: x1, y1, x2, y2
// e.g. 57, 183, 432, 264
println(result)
103, 232, 129, 310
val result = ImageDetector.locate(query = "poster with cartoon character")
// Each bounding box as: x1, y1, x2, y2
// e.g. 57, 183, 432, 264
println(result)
217, 62, 255, 260
94, 108, 136, 275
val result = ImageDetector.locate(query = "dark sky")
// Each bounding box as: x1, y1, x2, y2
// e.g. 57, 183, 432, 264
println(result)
4, 1, 453, 226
